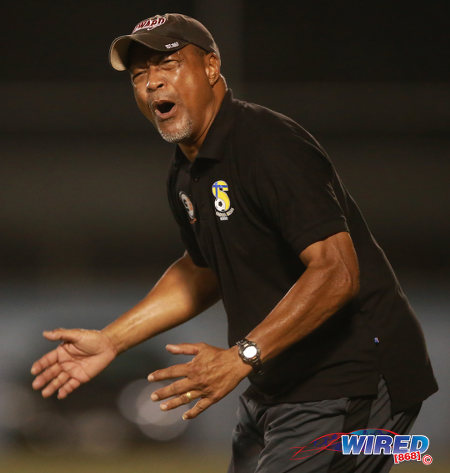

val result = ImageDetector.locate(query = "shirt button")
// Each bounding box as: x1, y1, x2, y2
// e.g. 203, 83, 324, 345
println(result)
193, 176, 199, 182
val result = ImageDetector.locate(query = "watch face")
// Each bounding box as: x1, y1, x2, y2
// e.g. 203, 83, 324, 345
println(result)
243, 345, 258, 359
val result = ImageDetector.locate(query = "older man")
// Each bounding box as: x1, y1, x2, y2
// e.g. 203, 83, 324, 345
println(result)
31, 13, 437, 472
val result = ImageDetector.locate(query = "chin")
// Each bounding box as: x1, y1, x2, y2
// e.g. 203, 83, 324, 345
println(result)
157, 120, 193, 144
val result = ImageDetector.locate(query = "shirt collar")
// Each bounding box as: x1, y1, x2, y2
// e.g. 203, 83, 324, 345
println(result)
174, 89, 234, 164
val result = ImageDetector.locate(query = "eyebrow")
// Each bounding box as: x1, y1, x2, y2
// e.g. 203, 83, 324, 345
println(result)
128, 50, 182, 71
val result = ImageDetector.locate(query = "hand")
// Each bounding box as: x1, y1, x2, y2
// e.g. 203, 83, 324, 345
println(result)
31, 328, 118, 399
148, 342, 251, 420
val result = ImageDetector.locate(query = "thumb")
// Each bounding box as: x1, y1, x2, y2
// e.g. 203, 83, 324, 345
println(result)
43, 328, 81, 343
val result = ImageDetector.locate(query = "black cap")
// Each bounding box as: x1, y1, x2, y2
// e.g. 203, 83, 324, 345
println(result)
109, 13, 220, 71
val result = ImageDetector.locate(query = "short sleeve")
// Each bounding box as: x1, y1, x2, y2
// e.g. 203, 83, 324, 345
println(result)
179, 226, 209, 267
253, 139, 349, 255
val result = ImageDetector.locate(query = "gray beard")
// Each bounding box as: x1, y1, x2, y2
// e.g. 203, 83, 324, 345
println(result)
157, 118, 193, 144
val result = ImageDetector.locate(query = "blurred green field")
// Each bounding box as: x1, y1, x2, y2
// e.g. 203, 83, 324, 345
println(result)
0, 448, 447, 473
0, 447, 229, 473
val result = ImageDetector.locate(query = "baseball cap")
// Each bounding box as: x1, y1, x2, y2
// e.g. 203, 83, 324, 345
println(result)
109, 13, 220, 71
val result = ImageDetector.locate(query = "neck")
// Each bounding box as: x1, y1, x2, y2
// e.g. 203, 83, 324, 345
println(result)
179, 79, 227, 162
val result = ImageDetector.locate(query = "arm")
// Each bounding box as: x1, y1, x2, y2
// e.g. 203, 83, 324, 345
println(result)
102, 251, 220, 354
31, 252, 220, 399
245, 231, 359, 362
149, 231, 359, 419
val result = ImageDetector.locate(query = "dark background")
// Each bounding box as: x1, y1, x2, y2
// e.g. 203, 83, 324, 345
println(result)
0, 1, 448, 471
1, 0, 449, 278
2, 1, 449, 81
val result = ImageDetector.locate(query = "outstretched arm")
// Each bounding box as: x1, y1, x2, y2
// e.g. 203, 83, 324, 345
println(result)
101, 252, 220, 354
31, 252, 220, 399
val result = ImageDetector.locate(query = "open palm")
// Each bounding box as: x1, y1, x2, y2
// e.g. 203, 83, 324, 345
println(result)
31, 328, 117, 399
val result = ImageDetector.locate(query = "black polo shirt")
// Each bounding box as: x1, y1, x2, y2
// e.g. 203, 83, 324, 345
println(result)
166, 90, 437, 414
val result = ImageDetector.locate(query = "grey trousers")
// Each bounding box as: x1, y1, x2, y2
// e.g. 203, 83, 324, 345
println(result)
227, 377, 421, 473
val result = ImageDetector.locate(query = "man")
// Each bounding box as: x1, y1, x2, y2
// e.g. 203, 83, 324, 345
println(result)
31, 13, 437, 472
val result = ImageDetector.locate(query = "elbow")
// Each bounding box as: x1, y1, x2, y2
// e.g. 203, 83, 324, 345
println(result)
315, 256, 360, 307
323, 254, 359, 305
341, 261, 360, 303
349, 270, 360, 300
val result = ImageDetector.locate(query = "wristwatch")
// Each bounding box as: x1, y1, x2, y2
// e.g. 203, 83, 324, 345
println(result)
236, 338, 263, 375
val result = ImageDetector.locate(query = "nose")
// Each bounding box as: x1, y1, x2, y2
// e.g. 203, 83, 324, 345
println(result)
146, 65, 164, 91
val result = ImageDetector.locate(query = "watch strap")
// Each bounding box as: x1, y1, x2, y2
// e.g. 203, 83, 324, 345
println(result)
236, 338, 263, 375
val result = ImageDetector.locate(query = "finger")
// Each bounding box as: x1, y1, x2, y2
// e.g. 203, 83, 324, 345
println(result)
43, 328, 81, 343
182, 397, 213, 420
151, 378, 191, 401
147, 363, 189, 382
159, 390, 202, 411
57, 378, 81, 400
165, 343, 201, 355
41, 372, 70, 398
32, 362, 63, 390
31, 349, 59, 376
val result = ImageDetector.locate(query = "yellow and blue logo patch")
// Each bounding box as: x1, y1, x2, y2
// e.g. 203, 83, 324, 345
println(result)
212, 180, 234, 220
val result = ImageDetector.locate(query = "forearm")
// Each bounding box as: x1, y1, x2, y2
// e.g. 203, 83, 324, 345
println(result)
102, 252, 220, 354
247, 253, 359, 363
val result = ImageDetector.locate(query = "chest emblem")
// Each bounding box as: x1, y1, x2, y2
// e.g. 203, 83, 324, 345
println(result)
212, 180, 234, 220
179, 191, 197, 223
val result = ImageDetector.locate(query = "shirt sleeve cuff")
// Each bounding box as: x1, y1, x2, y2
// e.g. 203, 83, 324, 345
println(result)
187, 249, 209, 268
290, 218, 350, 255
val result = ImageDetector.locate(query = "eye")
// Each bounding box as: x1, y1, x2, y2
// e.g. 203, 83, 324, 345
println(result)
160, 59, 179, 70
131, 71, 145, 84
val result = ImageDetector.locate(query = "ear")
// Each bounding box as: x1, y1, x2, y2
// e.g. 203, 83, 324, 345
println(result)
205, 53, 221, 86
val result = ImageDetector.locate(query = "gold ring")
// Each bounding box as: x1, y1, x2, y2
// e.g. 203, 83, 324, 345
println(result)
185, 391, 192, 401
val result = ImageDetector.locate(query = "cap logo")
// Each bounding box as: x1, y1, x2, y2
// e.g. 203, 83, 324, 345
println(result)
132, 15, 166, 34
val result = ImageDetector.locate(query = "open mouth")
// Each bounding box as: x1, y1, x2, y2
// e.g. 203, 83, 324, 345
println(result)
153, 100, 176, 119
157, 102, 175, 114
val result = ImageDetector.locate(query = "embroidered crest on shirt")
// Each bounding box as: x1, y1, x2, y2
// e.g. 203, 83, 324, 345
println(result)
179, 191, 197, 224
212, 180, 234, 220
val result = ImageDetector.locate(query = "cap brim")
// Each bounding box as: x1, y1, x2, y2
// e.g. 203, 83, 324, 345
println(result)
109, 34, 188, 71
